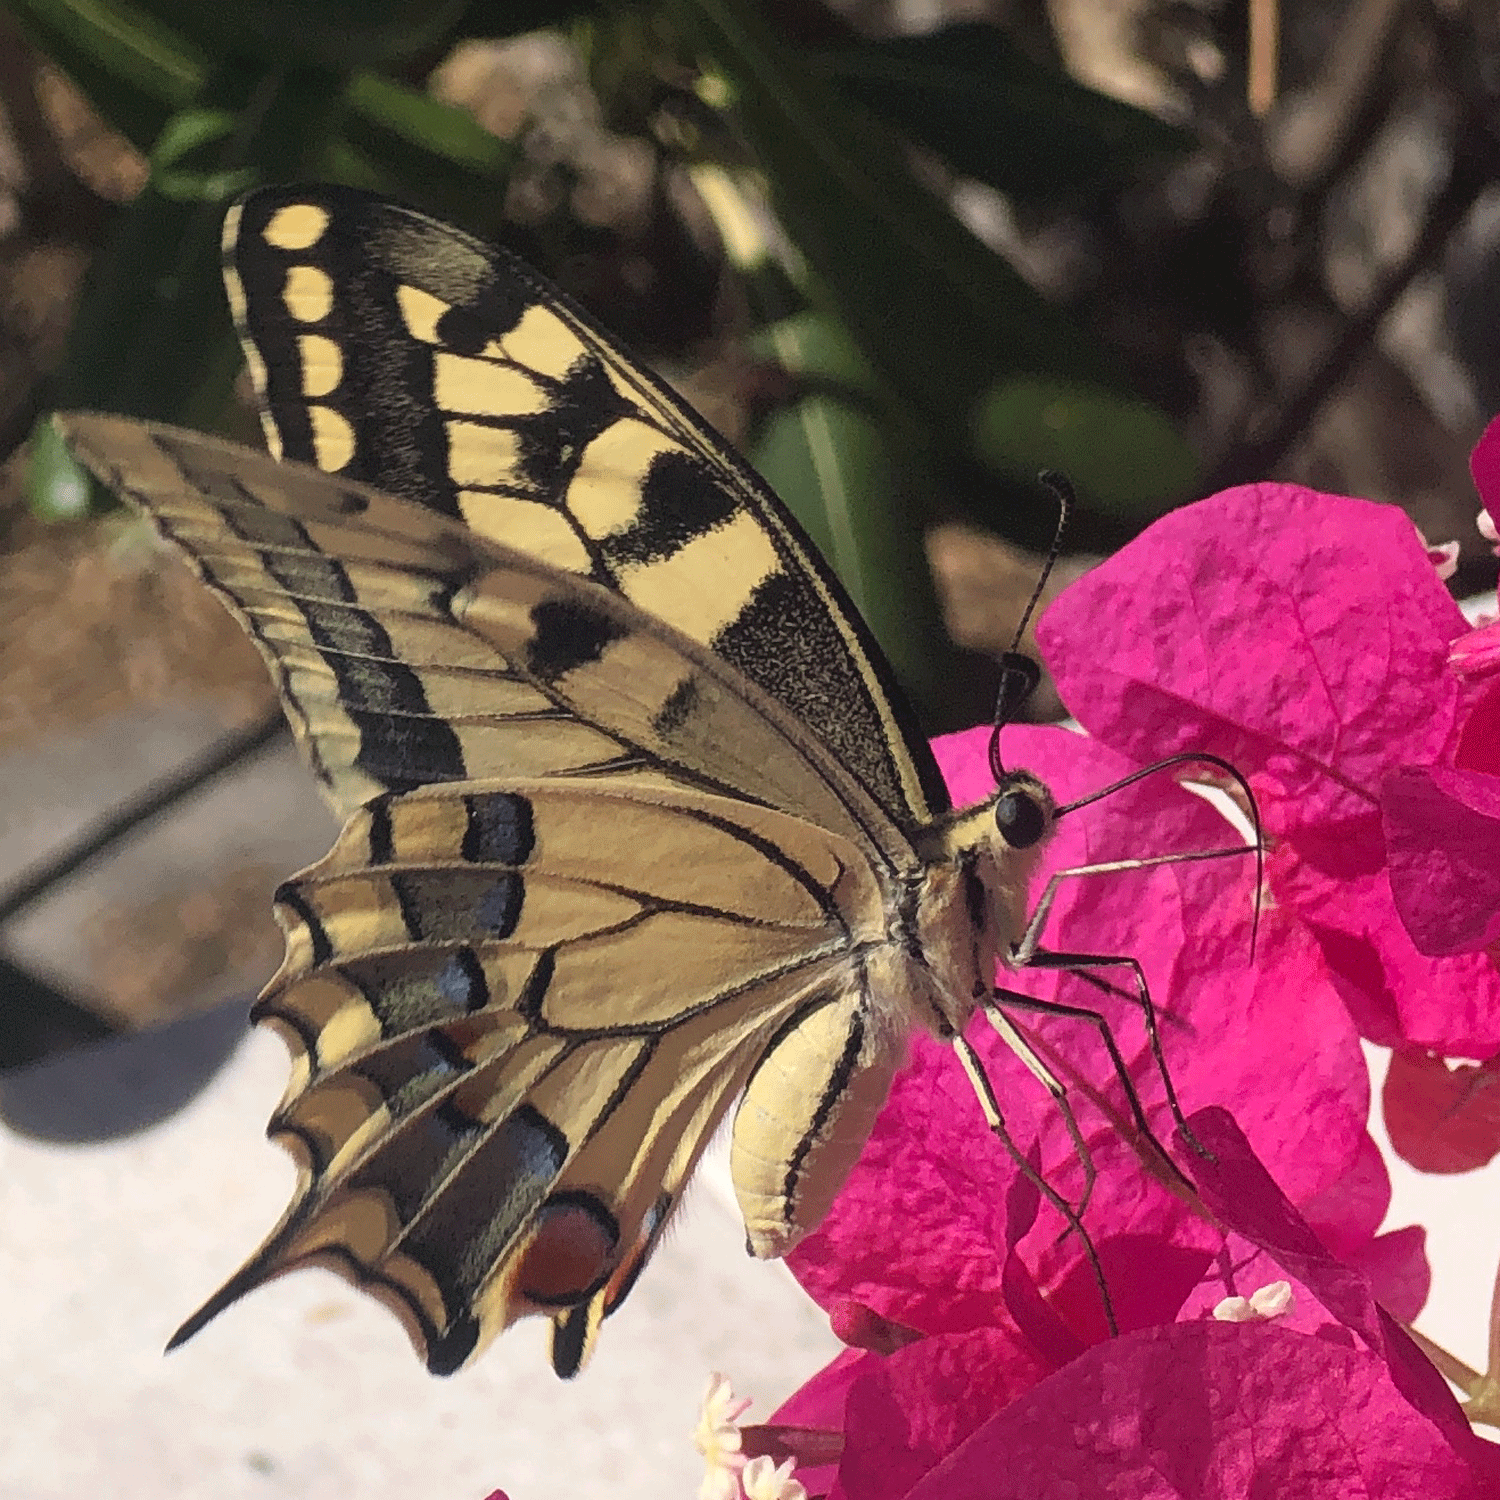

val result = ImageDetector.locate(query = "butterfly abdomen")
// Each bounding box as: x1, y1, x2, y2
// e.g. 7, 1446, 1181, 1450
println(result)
730, 978, 903, 1258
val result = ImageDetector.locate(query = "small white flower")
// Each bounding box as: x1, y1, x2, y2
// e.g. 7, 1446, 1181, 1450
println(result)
1213, 1279, 1294, 1322
741, 1455, 808, 1500
694, 1372, 751, 1500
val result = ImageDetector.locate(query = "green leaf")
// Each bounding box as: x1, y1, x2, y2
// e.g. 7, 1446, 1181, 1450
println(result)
26, 411, 103, 518
150, 106, 258, 200
40, 65, 343, 452
123, 0, 469, 69
812, 23, 1192, 204
333, 73, 518, 230
746, 310, 973, 728
673, 0, 1126, 449
345, 73, 515, 174
673, 0, 1197, 529
971, 375, 1199, 515
4, 0, 203, 153
460, 0, 612, 39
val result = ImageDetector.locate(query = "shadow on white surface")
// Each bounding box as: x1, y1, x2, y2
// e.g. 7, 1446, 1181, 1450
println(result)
0, 1022, 840, 1500
1, 997, 250, 1141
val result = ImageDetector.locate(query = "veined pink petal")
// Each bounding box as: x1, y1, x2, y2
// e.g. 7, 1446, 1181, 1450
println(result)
901, 1323, 1499, 1500
1449, 619, 1500, 682
1037, 483, 1466, 832
1271, 832, 1500, 1052
1348, 1225, 1431, 1324
1177, 1107, 1465, 1439
1383, 1047, 1500, 1173
827, 1328, 1051, 1500
991, 724, 1370, 1214
1384, 765, 1500, 955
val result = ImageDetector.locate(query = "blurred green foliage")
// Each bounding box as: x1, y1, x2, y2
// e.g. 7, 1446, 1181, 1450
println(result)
12, 0, 1198, 724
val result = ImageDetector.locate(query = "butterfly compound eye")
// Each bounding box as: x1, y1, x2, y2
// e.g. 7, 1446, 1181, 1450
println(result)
994, 789, 1047, 849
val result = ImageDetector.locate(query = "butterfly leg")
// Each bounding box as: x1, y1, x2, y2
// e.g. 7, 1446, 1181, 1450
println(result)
951, 1029, 1118, 1335
1005, 848, 1251, 1153
1016, 844, 1252, 971
974, 996, 1097, 1217
993, 973, 1204, 1189
1007, 952, 1177, 1135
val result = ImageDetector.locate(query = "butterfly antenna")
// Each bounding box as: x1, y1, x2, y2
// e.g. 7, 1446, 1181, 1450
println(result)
988, 472, 1074, 784
1055, 751, 1266, 962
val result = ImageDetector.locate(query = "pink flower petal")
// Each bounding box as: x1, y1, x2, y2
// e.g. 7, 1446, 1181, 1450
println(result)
828, 1328, 1051, 1500
901, 1323, 1499, 1500
1455, 684, 1500, 775
1270, 833, 1500, 1052
1298, 1130, 1390, 1256
766, 1348, 865, 1498
992, 723, 1371, 1215
1031, 482, 1496, 1051
1382, 1047, 1500, 1173
1176, 1107, 1465, 1439
1037, 483, 1466, 833
1448, 620, 1500, 683
1470, 412, 1500, 526
1384, 765, 1500, 955
1349, 1225, 1431, 1324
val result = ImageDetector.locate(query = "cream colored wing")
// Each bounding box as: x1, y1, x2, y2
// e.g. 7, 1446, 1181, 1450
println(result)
169, 776, 892, 1376
58, 414, 904, 862
223, 185, 950, 833
58, 411, 920, 1375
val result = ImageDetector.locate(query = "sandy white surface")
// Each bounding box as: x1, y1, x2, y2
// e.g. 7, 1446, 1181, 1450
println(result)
0, 1012, 841, 1500
4, 1022, 1496, 1500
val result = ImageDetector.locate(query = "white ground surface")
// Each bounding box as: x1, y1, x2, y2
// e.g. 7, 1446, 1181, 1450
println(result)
0, 1017, 841, 1500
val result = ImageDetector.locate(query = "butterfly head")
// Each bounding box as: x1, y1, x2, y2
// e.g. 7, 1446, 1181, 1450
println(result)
904, 770, 1057, 1037
992, 772, 1051, 851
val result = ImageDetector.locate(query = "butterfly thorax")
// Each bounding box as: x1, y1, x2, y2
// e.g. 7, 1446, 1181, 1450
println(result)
880, 770, 1057, 1040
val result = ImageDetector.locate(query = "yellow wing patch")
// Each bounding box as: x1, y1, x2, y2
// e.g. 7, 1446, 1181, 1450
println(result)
59, 415, 900, 857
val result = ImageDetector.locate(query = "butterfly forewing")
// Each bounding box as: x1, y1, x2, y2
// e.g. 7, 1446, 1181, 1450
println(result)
223, 186, 949, 830
61, 416, 900, 856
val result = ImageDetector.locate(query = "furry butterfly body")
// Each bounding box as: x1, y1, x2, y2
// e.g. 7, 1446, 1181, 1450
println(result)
58, 186, 1057, 1376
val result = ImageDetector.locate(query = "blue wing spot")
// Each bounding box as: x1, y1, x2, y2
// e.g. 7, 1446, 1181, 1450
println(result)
461, 791, 535, 866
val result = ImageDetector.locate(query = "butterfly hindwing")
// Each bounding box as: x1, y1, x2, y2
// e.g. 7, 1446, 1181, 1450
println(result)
170, 775, 888, 1374
222, 186, 949, 831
